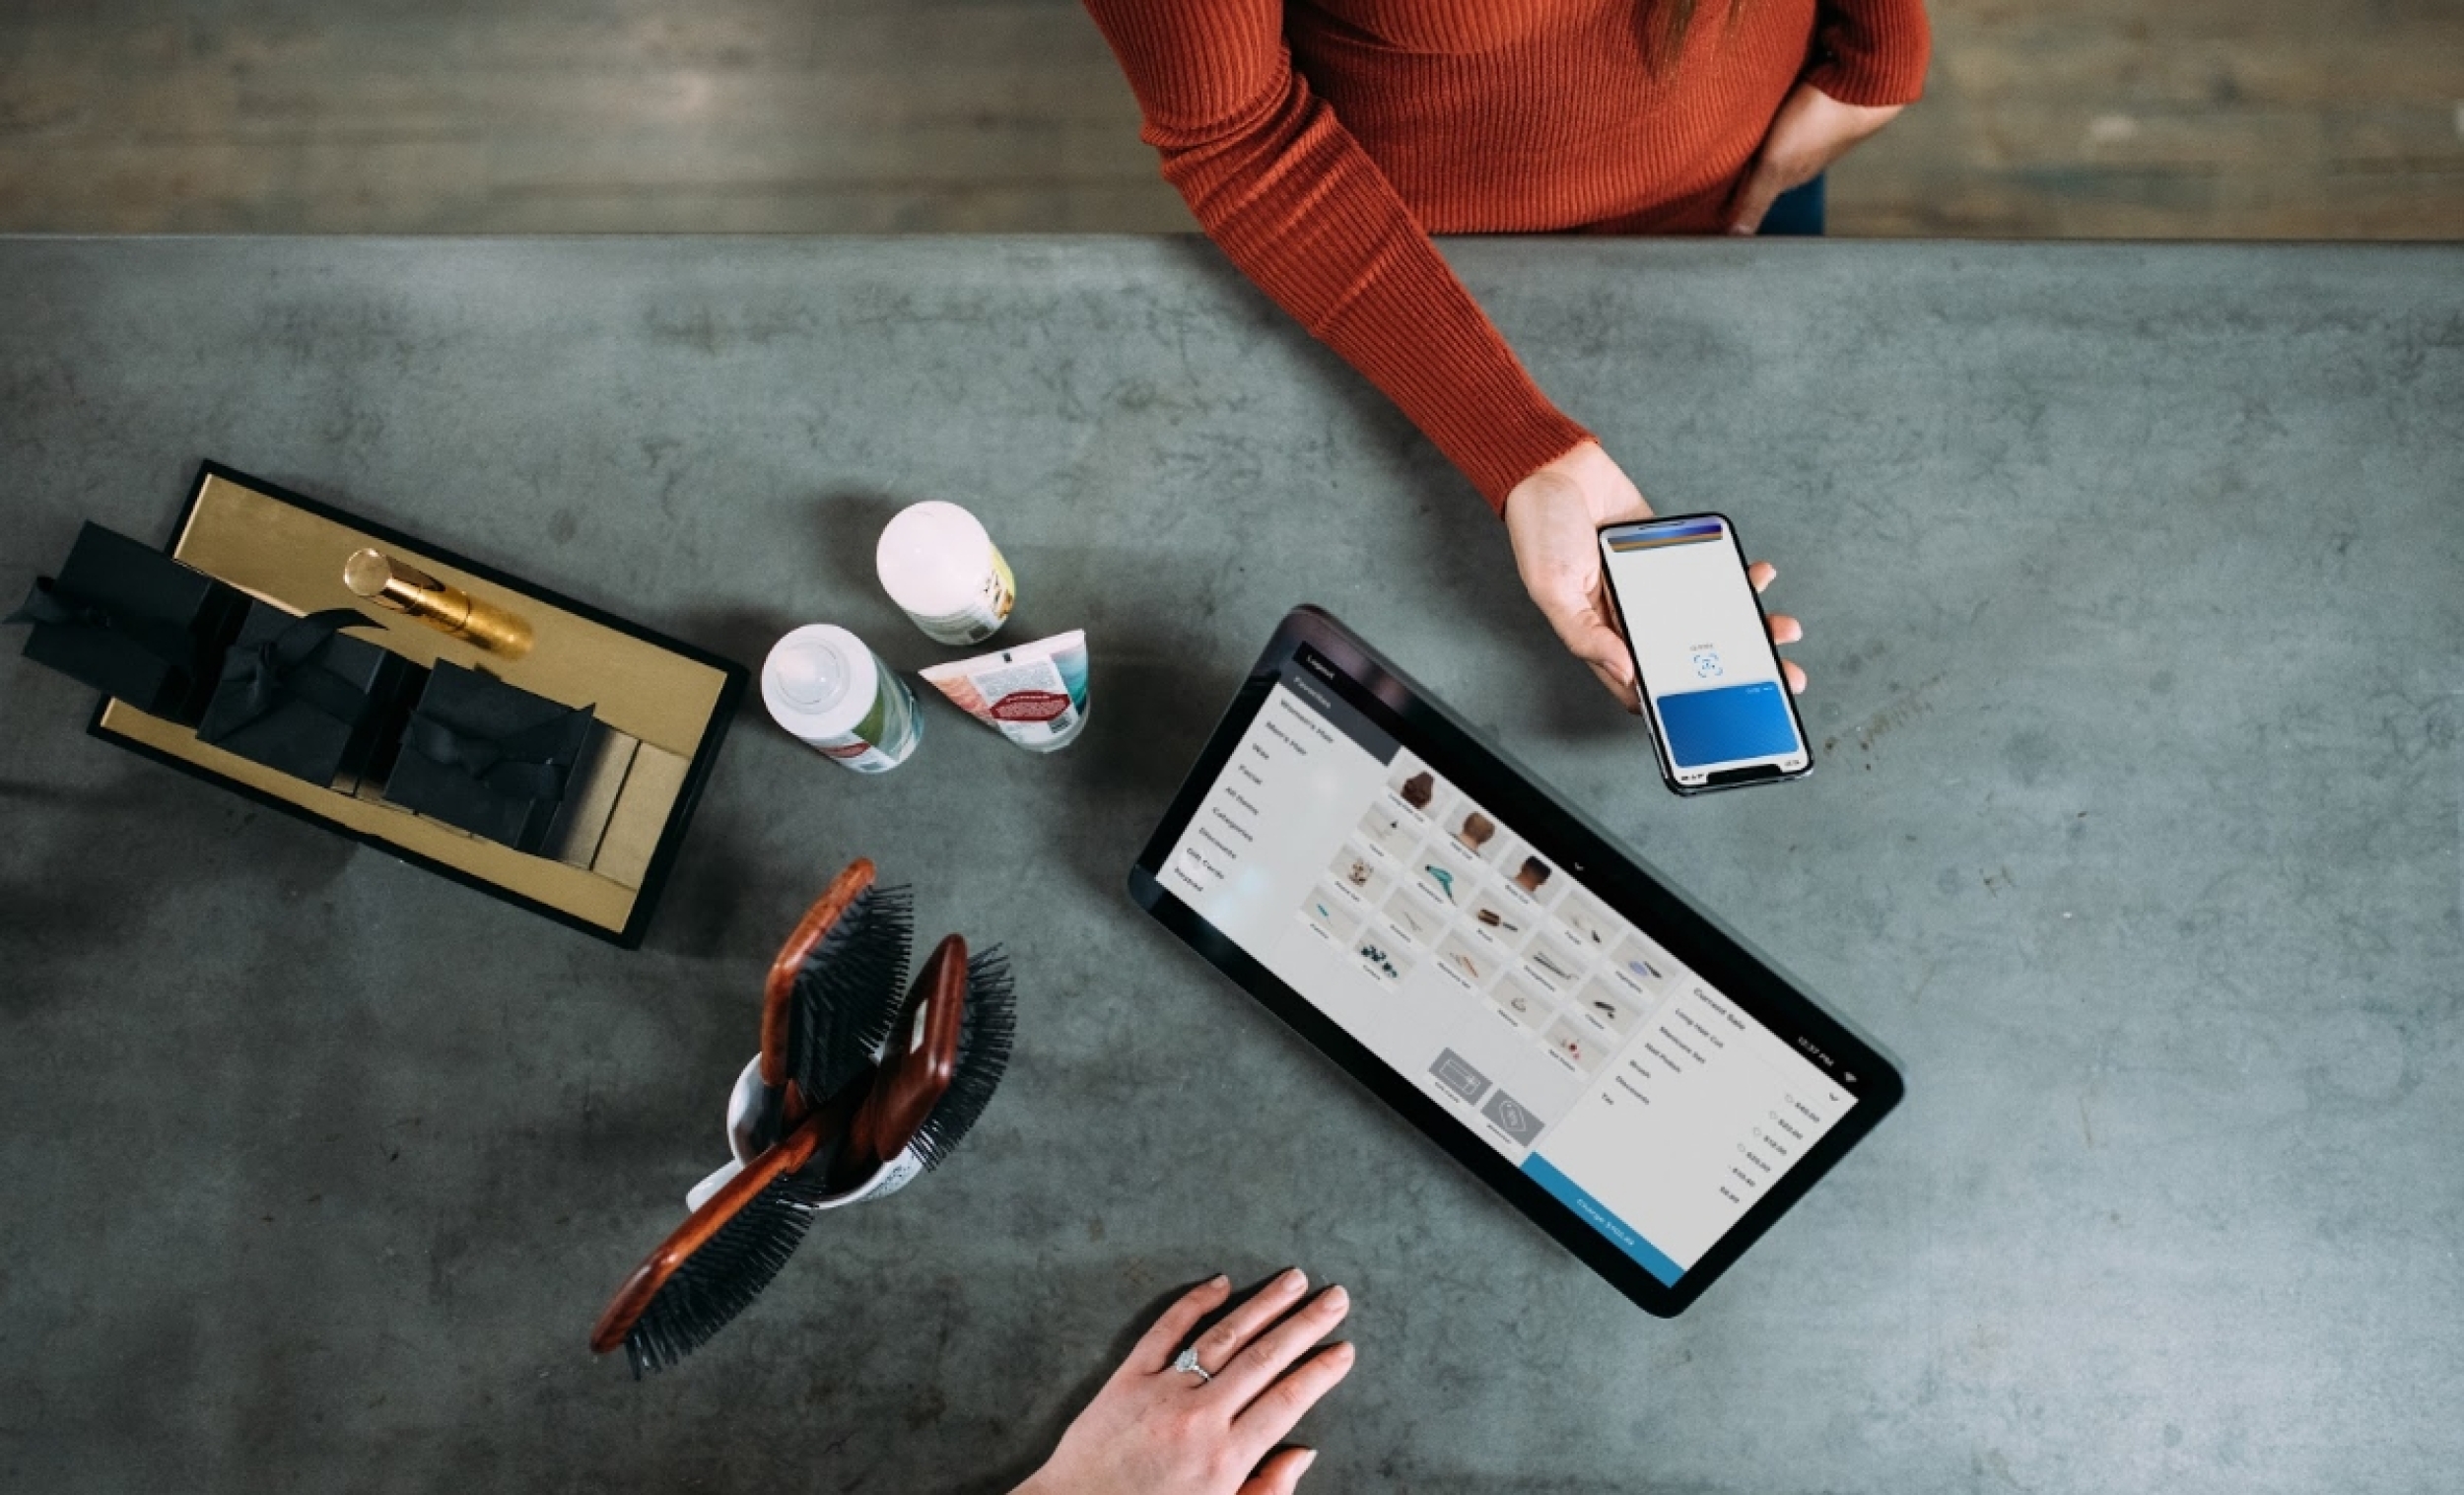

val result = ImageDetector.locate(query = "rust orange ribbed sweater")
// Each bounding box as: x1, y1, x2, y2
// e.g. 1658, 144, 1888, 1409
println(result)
1079, 0, 1931, 510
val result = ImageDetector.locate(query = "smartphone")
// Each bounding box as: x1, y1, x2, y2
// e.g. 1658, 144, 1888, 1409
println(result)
1596, 512, 1813, 794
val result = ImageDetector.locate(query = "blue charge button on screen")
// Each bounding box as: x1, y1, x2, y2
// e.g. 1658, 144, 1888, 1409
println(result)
1656, 682, 1799, 768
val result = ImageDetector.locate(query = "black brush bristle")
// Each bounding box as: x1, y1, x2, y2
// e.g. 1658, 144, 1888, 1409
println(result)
623, 1165, 833, 1378
909, 947, 1016, 1173
789, 882, 914, 1104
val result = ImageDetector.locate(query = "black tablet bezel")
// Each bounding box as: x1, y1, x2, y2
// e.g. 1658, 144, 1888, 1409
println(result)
1129, 606, 1901, 1317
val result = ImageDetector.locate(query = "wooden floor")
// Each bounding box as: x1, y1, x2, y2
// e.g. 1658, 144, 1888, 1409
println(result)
1, 0, 2458, 238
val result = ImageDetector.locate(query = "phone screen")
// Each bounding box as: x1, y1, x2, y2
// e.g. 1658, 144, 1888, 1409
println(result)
1598, 515, 1810, 790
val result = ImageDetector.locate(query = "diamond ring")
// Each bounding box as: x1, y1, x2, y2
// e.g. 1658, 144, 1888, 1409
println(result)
1170, 1346, 1213, 1385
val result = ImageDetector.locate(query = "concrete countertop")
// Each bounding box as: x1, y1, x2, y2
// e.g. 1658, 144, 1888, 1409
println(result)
1, 237, 2458, 1494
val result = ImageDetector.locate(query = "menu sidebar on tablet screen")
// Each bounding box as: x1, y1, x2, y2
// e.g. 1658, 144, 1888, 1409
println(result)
1159, 648, 1856, 1287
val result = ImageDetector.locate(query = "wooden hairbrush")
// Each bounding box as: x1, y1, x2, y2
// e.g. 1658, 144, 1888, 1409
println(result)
591, 1107, 842, 1377
824, 934, 1015, 1195
592, 902, 1013, 1375
745, 857, 912, 1155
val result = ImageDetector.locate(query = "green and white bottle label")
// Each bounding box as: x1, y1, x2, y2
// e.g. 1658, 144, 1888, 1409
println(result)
811, 653, 922, 772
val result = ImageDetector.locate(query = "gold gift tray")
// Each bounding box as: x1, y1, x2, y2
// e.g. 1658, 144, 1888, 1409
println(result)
90, 461, 746, 947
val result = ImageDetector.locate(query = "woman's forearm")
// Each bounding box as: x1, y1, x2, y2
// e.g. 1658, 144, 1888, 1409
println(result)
1081, 0, 1590, 509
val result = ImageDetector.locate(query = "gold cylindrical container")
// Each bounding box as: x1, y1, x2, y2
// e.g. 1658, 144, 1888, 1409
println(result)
344, 547, 533, 656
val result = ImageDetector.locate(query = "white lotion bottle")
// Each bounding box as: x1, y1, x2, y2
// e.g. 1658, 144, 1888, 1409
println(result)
761, 624, 923, 773
875, 501, 1016, 646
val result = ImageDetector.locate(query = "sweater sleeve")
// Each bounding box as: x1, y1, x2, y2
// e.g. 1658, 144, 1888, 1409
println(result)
1078, 0, 1593, 511
1802, 0, 1933, 107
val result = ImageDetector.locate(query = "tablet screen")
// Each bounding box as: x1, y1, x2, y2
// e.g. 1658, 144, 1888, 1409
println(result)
1153, 642, 1863, 1289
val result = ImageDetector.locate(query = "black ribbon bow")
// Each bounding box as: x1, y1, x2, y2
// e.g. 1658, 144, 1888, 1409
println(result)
403, 706, 590, 805
196, 608, 382, 746
6, 576, 209, 673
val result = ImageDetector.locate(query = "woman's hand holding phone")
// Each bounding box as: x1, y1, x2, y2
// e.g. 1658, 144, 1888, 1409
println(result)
1504, 442, 1806, 713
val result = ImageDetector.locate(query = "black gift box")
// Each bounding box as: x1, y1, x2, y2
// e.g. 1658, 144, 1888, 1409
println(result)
383, 660, 602, 853
7, 521, 250, 724
195, 602, 426, 790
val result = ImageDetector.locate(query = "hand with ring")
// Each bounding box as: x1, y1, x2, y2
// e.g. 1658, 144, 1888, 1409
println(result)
1505, 441, 1808, 712
1010, 1268, 1356, 1495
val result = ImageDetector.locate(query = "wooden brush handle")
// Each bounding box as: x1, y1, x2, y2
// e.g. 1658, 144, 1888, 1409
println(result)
832, 934, 967, 1189
759, 857, 877, 1089
589, 1103, 840, 1355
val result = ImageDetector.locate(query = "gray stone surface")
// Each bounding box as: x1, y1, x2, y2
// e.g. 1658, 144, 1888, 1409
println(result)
1, 237, 2458, 1493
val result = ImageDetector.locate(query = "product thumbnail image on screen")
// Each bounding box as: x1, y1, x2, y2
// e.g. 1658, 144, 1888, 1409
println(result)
1162, 652, 1850, 1284
1601, 517, 1808, 783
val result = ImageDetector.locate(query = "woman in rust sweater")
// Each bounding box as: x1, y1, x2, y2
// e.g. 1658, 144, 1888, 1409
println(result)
1081, 0, 1931, 708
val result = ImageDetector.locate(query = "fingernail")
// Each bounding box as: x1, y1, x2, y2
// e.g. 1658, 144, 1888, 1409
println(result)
1323, 1285, 1349, 1310
1296, 1449, 1320, 1473
1209, 1274, 1230, 1288
1279, 1267, 1307, 1291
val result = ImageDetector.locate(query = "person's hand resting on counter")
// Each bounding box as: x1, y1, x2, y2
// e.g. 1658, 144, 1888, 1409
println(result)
1505, 441, 1808, 713
1011, 1270, 1355, 1495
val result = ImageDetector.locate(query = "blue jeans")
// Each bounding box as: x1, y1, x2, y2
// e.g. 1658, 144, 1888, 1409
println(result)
1757, 174, 1825, 237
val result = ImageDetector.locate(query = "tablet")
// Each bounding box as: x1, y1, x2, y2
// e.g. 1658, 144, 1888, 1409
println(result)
1129, 608, 1902, 1316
